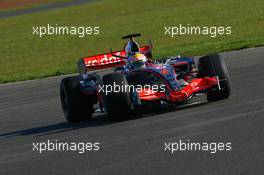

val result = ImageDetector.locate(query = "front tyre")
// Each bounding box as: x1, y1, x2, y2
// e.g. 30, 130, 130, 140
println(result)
102, 73, 132, 121
199, 54, 231, 101
60, 76, 94, 122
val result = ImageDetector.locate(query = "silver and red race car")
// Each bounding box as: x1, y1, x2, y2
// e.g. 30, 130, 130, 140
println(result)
60, 34, 231, 122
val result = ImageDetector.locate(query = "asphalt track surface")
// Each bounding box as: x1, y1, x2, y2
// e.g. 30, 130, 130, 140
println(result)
0, 47, 264, 175
0, 0, 94, 18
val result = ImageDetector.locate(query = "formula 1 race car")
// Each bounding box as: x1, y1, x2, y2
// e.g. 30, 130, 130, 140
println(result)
60, 34, 231, 122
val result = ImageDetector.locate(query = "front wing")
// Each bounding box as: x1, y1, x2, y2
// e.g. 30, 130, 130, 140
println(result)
138, 77, 218, 103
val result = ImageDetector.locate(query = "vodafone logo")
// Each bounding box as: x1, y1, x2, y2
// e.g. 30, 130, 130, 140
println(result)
190, 82, 199, 90
190, 82, 198, 86
84, 51, 126, 66
83, 46, 150, 67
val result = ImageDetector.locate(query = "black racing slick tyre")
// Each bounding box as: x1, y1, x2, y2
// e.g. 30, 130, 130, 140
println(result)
60, 76, 94, 122
198, 54, 231, 101
102, 73, 132, 121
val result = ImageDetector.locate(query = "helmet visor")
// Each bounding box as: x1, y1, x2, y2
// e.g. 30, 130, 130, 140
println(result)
132, 60, 146, 70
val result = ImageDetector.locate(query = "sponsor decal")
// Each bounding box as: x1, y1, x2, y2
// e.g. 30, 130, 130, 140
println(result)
83, 46, 151, 67
84, 51, 126, 66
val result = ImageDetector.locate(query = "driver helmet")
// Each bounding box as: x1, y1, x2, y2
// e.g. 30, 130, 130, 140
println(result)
125, 40, 140, 56
127, 53, 147, 71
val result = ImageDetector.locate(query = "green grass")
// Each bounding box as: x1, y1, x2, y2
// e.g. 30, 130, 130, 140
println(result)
0, 0, 71, 13
0, 0, 263, 83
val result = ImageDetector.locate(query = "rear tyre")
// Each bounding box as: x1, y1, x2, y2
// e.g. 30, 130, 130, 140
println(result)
102, 73, 131, 121
60, 76, 94, 122
198, 54, 231, 101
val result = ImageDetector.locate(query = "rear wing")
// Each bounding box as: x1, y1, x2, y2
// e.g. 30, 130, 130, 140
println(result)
78, 45, 151, 73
